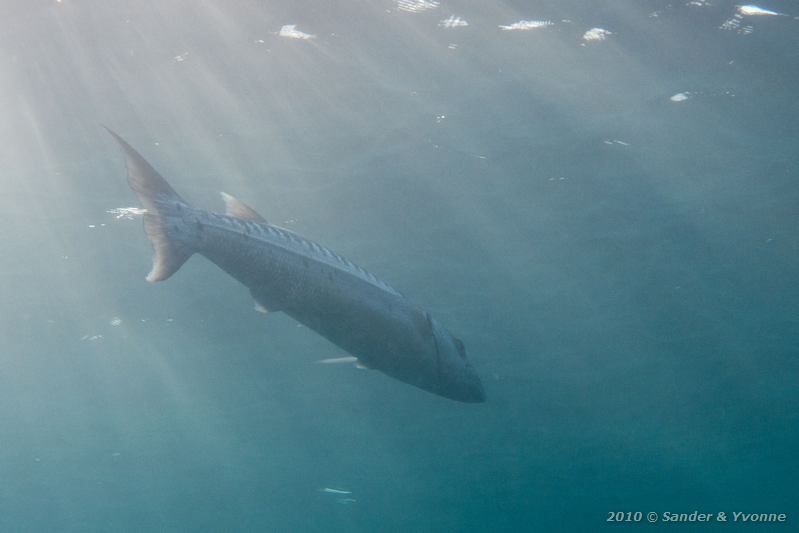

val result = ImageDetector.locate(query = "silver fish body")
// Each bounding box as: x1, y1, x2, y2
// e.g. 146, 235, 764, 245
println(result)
108, 129, 485, 403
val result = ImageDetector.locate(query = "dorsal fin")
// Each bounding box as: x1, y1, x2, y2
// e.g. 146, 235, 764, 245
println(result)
220, 192, 267, 222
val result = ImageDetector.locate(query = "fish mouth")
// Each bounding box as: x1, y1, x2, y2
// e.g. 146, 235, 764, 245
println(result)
463, 378, 486, 403
448, 384, 486, 403
463, 363, 486, 403
443, 369, 486, 403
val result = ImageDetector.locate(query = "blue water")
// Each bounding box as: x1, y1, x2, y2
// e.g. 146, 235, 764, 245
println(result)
1, 1, 797, 531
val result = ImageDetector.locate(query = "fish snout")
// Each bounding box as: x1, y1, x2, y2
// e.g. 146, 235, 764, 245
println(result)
441, 362, 486, 403
461, 366, 486, 403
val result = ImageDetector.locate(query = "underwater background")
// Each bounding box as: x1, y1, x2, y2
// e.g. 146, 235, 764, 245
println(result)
1, 1, 797, 531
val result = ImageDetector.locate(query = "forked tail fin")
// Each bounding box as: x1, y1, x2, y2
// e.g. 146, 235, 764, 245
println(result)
105, 127, 193, 282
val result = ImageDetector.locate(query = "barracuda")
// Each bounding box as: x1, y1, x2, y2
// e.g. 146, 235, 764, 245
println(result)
107, 129, 485, 403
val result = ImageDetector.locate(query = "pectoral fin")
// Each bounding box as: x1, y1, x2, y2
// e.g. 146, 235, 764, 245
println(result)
250, 288, 280, 314
316, 356, 373, 370
317, 356, 358, 365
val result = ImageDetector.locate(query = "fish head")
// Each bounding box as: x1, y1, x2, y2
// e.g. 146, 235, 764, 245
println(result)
429, 319, 486, 403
